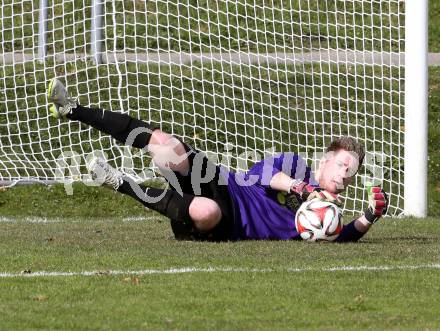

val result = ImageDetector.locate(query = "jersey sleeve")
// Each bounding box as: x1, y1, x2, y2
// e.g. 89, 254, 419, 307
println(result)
246, 152, 314, 189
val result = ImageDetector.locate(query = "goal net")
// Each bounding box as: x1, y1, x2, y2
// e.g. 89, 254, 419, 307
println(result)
0, 1, 412, 216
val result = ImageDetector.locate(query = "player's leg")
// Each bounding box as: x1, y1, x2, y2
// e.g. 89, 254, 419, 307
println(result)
119, 179, 222, 232
47, 79, 154, 149
47, 78, 192, 175
47, 78, 221, 197
147, 130, 194, 179
88, 157, 222, 232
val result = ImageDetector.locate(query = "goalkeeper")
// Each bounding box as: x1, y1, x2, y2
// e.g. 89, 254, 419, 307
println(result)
47, 78, 388, 242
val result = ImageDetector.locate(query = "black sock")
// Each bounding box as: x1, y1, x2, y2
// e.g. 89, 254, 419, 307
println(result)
67, 105, 155, 149
117, 177, 195, 225
334, 220, 366, 243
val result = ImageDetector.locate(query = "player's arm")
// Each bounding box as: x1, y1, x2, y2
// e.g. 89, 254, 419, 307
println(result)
269, 171, 341, 204
269, 171, 298, 192
335, 186, 388, 242
247, 152, 339, 204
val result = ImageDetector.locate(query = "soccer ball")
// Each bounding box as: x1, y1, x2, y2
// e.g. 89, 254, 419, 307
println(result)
295, 198, 343, 242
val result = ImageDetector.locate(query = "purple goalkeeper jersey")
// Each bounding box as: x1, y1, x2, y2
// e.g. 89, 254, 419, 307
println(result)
222, 152, 319, 240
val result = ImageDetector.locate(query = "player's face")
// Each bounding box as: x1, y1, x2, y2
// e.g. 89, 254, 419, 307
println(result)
316, 149, 360, 194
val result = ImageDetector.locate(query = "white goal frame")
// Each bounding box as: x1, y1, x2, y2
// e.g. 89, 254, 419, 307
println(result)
404, 0, 428, 217
0, 0, 429, 217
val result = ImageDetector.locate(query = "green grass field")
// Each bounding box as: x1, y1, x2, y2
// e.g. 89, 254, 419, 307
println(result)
0, 90, 438, 329
1, 1, 440, 330
1, 212, 440, 330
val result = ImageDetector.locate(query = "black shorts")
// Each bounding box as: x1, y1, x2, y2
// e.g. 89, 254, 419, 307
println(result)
167, 141, 236, 242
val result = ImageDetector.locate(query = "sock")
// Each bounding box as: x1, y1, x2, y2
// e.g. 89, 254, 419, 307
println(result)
117, 177, 195, 225
334, 220, 366, 243
67, 105, 154, 149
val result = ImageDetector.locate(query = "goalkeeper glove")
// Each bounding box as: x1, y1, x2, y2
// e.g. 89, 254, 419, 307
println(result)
289, 180, 342, 206
364, 186, 388, 224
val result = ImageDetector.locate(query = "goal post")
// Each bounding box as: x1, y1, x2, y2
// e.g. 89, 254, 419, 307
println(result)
0, 0, 428, 217
404, 0, 428, 217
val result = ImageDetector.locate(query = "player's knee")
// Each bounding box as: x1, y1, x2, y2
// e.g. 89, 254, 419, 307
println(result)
189, 197, 222, 232
149, 130, 189, 173
149, 130, 183, 158
150, 129, 172, 146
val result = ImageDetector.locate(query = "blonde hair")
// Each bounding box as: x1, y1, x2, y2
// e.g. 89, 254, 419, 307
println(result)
326, 136, 365, 166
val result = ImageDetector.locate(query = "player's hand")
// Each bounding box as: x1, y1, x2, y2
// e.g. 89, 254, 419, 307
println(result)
289, 180, 342, 206
364, 186, 388, 224
306, 189, 342, 206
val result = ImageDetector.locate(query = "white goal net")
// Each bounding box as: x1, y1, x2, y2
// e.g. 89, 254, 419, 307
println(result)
0, 1, 415, 216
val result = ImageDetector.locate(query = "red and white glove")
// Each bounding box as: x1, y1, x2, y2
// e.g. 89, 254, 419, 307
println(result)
289, 180, 342, 206
364, 186, 388, 224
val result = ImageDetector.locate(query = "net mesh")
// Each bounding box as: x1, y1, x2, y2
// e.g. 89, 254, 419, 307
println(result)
0, 0, 405, 215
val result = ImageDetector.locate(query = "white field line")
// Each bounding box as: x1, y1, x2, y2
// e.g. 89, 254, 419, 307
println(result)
0, 216, 163, 223
122, 216, 165, 222
1, 264, 440, 278
0, 216, 68, 223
